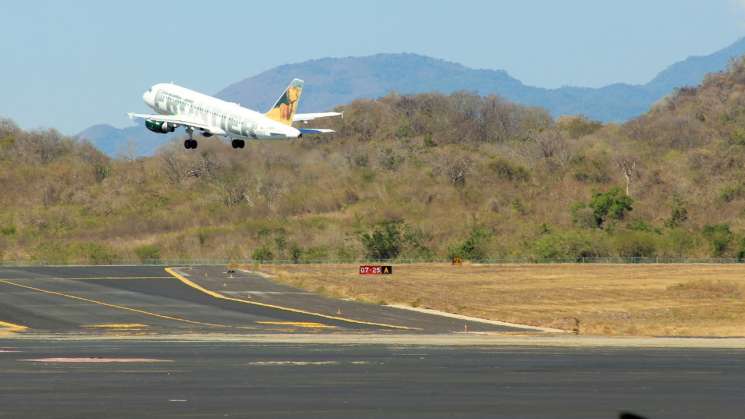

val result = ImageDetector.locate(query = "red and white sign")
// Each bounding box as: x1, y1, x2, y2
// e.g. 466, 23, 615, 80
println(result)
359, 265, 393, 275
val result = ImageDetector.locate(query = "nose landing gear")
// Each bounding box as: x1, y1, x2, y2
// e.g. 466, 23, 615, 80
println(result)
231, 139, 245, 149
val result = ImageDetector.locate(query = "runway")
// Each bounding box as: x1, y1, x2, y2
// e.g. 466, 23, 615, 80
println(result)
1, 339, 744, 418
1, 266, 744, 418
0, 265, 530, 334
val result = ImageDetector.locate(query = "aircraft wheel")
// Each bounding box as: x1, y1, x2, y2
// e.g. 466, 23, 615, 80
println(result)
231, 139, 245, 149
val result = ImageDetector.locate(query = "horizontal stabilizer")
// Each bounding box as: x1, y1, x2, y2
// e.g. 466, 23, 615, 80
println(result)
299, 128, 335, 135
293, 112, 343, 122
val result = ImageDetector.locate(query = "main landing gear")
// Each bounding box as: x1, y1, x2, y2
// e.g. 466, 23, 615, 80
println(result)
184, 127, 198, 149
231, 139, 245, 149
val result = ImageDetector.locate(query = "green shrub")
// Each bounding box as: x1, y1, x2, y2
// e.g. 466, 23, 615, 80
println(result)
274, 234, 288, 258
730, 127, 745, 145
335, 245, 357, 262
0, 224, 16, 236
251, 246, 274, 262
702, 224, 733, 257
78, 243, 117, 265
627, 220, 656, 233
511, 199, 527, 215
660, 229, 697, 258
301, 246, 328, 262
487, 158, 530, 182
665, 197, 688, 228
719, 182, 745, 203
571, 156, 611, 184
400, 226, 433, 260
134, 244, 161, 263
423, 133, 437, 147
614, 231, 658, 258
589, 187, 633, 227
447, 228, 491, 261
360, 220, 403, 260
736, 237, 745, 261
289, 243, 302, 263
360, 169, 376, 183
532, 230, 608, 261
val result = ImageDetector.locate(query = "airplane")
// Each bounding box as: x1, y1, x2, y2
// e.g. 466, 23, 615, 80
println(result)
128, 79, 341, 149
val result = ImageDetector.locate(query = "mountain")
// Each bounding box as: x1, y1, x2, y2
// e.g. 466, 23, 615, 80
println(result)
646, 37, 745, 94
78, 37, 745, 156
217, 53, 657, 122
76, 124, 177, 157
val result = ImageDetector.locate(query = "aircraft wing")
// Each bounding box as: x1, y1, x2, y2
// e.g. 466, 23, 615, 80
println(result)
299, 128, 335, 135
127, 113, 227, 136
293, 112, 343, 123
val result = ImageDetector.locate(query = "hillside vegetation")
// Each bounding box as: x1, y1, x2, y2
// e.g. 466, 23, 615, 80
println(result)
6, 59, 745, 263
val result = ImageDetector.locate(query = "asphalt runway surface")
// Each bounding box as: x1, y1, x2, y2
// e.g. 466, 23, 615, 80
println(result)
1, 266, 744, 418
0, 265, 529, 334
1, 339, 744, 418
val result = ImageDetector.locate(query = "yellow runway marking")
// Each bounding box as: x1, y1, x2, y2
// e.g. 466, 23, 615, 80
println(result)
165, 267, 417, 331
256, 321, 336, 329
0, 320, 28, 333
0, 279, 240, 329
82, 323, 149, 330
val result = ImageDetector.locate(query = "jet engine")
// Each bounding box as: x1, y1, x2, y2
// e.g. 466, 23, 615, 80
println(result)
145, 119, 176, 133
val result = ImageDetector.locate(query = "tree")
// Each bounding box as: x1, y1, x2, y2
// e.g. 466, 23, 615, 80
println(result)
360, 221, 403, 260
588, 187, 634, 228
615, 157, 637, 197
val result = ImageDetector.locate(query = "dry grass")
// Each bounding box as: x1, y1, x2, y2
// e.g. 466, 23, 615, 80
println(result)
253, 263, 745, 337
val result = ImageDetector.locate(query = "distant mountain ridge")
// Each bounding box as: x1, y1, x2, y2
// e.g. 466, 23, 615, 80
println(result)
76, 124, 176, 157
78, 37, 745, 156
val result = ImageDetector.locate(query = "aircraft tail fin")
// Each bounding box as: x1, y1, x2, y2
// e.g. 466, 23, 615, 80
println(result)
265, 79, 304, 126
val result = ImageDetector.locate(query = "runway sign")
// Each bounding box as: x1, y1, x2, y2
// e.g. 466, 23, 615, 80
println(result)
359, 265, 393, 275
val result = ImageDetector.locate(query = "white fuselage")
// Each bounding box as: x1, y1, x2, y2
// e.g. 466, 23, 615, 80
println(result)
143, 83, 300, 140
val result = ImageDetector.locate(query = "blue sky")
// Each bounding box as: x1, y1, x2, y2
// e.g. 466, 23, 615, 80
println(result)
2, 0, 745, 134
